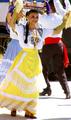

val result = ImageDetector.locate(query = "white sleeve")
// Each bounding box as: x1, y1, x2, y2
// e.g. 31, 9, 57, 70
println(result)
10, 25, 19, 40
65, 0, 71, 11
16, 25, 28, 48
53, 0, 67, 16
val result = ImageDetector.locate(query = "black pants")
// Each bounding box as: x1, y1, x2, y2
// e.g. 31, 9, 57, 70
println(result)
39, 43, 70, 94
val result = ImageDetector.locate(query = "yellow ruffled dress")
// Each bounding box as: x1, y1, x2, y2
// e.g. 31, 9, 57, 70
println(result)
0, 48, 42, 115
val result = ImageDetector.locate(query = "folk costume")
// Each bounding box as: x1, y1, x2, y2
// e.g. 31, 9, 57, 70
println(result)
39, 0, 71, 98
0, 17, 46, 116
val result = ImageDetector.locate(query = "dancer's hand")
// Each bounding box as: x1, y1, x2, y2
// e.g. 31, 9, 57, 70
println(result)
64, 11, 71, 29
53, 27, 61, 35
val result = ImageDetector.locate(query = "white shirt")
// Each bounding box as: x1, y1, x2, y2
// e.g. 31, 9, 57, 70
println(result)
9, 24, 19, 40
39, 13, 63, 38
17, 24, 44, 50
38, 0, 71, 38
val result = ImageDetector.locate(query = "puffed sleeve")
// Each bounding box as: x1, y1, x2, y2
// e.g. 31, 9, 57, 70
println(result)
53, 0, 66, 16
54, 0, 66, 16
54, 0, 71, 16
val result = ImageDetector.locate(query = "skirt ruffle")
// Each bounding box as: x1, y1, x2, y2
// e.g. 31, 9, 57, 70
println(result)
0, 48, 46, 113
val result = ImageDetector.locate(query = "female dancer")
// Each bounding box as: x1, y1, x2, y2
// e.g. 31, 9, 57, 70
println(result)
0, 9, 46, 119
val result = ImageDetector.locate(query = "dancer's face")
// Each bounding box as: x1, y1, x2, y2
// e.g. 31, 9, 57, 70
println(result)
27, 12, 39, 26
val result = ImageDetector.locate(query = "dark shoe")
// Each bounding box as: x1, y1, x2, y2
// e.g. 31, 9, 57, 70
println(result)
25, 114, 37, 119
66, 93, 71, 99
40, 87, 52, 96
11, 109, 16, 117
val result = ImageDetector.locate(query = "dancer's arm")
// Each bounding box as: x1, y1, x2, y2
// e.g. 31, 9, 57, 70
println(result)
53, 0, 66, 16
65, 0, 71, 11
9, 0, 23, 33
